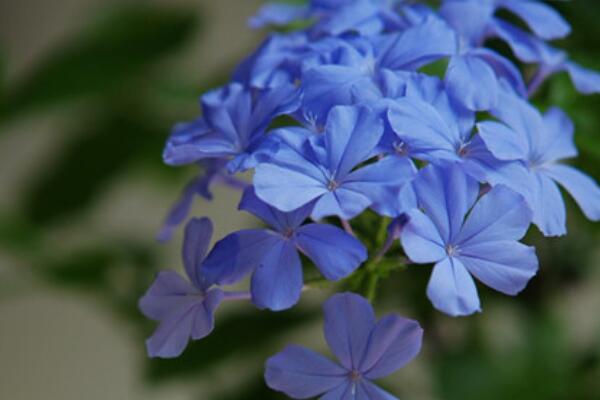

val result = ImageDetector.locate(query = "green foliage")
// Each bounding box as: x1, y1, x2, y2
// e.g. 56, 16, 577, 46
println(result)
0, 5, 200, 123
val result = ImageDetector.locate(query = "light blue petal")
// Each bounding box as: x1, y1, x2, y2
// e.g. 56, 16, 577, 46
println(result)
324, 105, 384, 177
413, 164, 479, 242
445, 54, 499, 111
499, 0, 570, 40
457, 185, 532, 245
544, 164, 600, 221
400, 209, 447, 264
538, 107, 577, 163
477, 121, 529, 161
254, 163, 329, 212
312, 188, 373, 220
427, 257, 481, 317
459, 241, 538, 296
566, 62, 600, 95
529, 171, 566, 237
249, 3, 308, 28
356, 379, 399, 400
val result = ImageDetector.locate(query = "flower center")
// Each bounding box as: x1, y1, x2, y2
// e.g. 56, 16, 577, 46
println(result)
349, 370, 361, 382
327, 179, 339, 191
282, 228, 295, 239
446, 244, 459, 257
392, 140, 408, 155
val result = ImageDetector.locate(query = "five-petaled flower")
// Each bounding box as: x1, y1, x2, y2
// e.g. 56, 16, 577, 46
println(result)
265, 292, 423, 399
140, 218, 224, 358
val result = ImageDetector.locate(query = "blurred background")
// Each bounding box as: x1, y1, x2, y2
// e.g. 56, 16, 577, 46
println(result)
0, 1, 598, 399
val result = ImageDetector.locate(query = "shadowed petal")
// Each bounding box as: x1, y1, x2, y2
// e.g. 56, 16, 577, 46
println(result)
202, 229, 284, 285
296, 223, 367, 281
145, 303, 197, 359
427, 257, 481, 317
265, 345, 348, 399
251, 241, 303, 311
566, 62, 600, 95
239, 187, 314, 232
139, 271, 199, 321
361, 315, 423, 380
182, 218, 213, 289
324, 293, 377, 370
312, 188, 373, 220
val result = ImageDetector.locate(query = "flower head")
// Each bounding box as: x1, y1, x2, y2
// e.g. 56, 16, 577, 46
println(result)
400, 164, 538, 316
139, 217, 224, 358
201, 188, 368, 311
265, 292, 423, 399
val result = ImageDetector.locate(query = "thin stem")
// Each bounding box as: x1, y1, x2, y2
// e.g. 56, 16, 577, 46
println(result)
340, 218, 355, 236
527, 69, 549, 99
223, 290, 252, 301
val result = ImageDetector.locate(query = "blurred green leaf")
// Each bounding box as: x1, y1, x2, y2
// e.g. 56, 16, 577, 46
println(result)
22, 103, 168, 226
208, 374, 286, 400
0, 5, 200, 122
146, 307, 317, 382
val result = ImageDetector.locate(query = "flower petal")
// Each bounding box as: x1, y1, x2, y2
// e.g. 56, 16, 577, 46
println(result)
323, 293, 377, 370
139, 270, 199, 321
400, 209, 447, 264
254, 162, 329, 212
265, 345, 348, 399
477, 120, 529, 161
361, 315, 423, 380
145, 303, 197, 359
296, 223, 367, 281
324, 105, 384, 177
459, 241, 538, 296
544, 164, 600, 221
251, 241, 303, 311
457, 185, 532, 245
565, 62, 600, 95
312, 188, 373, 220
499, 0, 570, 40
445, 54, 499, 111
357, 379, 399, 400
202, 229, 284, 285
413, 164, 479, 242
239, 186, 313, 232
427, 257, 481, 317
529, 171, 566, 237
182, 217, 213, 289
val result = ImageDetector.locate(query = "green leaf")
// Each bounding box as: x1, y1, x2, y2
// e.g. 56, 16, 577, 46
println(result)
0, 5, 199, 122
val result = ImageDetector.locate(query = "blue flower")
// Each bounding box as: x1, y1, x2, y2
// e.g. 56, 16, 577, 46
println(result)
163, 83, 300, 173
139, 218, 224, 358
201, 188, 367, 311
254, 105, 415, 220
478, 92, 600, 236
400, 164, 538, 316
489, 20, 600, 96
440, 0, 570, 47
250, 0, 414, 37
265, 292, 422, 399
300, 16, 457, 122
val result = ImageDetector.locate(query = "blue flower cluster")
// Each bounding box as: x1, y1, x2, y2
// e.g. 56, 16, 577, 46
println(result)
141, 1, 600, 397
